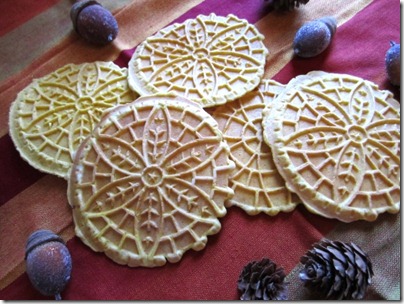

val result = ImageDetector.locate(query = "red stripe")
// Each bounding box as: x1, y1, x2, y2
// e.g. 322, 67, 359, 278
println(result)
0, 206, 337, 300
0, 0, 62, 37
0, 134, 45, 206
272, 0, 400, 100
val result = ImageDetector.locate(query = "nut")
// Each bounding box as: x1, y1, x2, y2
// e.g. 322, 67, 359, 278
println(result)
71, 0, 119, 45
385, 41, 400, 86
25, 229, 72, 300
293, 16, 337, 58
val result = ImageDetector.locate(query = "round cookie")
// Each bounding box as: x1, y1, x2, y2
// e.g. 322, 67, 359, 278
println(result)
213, 80, 300, 215
262, 71, 400, 222
68, 94, 235, 267
9, 61, 138, 179
128, 13, 268, 108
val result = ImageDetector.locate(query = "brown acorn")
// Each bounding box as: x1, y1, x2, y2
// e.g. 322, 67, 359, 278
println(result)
25, 229, 72, 300
70, 0, 119, 45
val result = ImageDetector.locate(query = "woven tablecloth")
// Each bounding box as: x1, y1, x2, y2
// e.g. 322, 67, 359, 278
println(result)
0, 0, 400, 300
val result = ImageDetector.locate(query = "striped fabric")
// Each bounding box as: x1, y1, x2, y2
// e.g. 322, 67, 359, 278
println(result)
0, 0, 400, 300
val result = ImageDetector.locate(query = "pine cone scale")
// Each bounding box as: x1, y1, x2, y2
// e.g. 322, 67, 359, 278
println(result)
238, 258, 287, 300
299, 239, 374, 300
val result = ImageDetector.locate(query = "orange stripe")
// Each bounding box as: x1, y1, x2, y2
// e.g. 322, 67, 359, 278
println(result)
0, 175, 73, 290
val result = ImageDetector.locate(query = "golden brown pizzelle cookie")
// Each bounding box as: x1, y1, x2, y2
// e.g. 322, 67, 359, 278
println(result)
213, 79, 301, 215
9, 61, 138, 179
128, 13, 268, 108
68, 94, 235, 267
262, 71, 400, 222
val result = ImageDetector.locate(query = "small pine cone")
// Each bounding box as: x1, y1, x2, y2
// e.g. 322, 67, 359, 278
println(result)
265, 0, 310, 11
238, 258, 287, 300
299, 239, 374, 300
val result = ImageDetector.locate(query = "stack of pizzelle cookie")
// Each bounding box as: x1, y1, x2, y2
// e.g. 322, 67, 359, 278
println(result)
8, 13, 400, 268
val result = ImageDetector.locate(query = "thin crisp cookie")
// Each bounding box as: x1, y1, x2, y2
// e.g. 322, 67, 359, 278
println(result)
68, 94, 235, 267
128, 13, 268, 108
9, 61, 138, 179
213, 79, 300, 216
262, 71, 400, 222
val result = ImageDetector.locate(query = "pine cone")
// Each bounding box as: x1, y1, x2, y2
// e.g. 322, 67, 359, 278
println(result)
238, 258, 287, 300
299, 239, 374, 300
265, 0, 310, 11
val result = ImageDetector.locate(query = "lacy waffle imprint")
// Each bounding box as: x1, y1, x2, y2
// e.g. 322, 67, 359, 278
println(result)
128, 13, 268, 108
69, 94, 235, 267
262, 71, 400, 222
213, 79, 300, 215
9, 61, 138, 179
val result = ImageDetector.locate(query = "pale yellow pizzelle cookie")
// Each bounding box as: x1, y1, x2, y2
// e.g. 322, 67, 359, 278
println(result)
9, 61, 138, 179
68, 94, 235, 267
128, 13, 268, 108
213, 79, 300, 215
262, 71, 400, 222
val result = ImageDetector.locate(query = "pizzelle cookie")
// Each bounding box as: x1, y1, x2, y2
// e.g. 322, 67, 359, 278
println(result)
68, 94, 235, 267
128, 13, 268, 108
9, 61, 138, 179
262, 71, 400, 222
213, 79, 300, 215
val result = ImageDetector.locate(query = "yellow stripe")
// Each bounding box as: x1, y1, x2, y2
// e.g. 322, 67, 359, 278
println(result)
257, 0, 374, 80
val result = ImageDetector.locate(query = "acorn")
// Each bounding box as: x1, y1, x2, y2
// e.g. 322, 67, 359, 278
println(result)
293, 16, 337, 58
25, 229, 72, 300
70, 0, 119, 45
385, 41, 400, 86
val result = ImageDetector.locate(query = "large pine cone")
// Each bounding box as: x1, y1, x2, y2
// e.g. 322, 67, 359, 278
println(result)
265, 0, 310, 11
299, 239, 374, 300
238, 258, 287, 300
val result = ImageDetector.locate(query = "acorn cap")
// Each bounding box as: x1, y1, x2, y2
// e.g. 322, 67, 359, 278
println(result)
25, 229, 65, 259
317, 16, 337, 38
70, 0, 102, 32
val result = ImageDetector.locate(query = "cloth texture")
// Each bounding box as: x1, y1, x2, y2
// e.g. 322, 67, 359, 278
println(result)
0, 0, 400, 300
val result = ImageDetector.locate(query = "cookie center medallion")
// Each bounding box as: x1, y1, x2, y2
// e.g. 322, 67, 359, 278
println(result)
347, 125, 368, 144
193, 48, 210, 60
76, 96, 93, 112
142, 166, 164, 187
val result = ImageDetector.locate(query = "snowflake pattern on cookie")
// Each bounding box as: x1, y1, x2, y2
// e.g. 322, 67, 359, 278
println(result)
263, 71, 400, 222
9, 62, 137, 178
213, 80, 300, 215
69, 95, 235, 267
128, 13, 268, 108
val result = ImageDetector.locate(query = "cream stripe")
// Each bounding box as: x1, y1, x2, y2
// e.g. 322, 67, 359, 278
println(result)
0, 175, 74, 290
257, 0, 374, 80
285, 213, 400, 300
